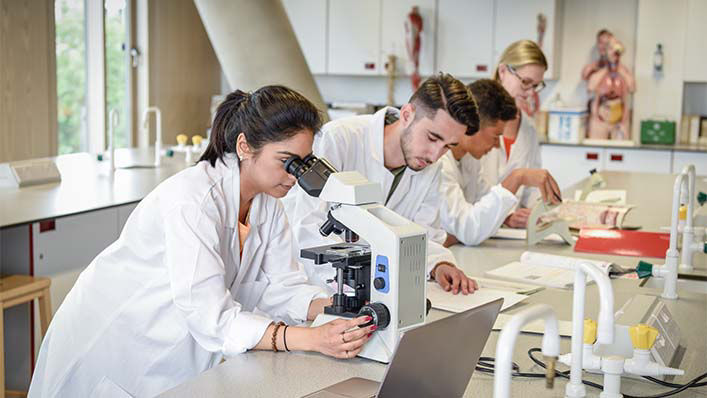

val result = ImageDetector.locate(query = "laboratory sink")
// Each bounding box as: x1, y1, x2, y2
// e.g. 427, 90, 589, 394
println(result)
640, 276, 707, 295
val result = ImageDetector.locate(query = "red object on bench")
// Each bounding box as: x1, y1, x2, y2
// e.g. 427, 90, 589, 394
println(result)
574, 228, 670, 259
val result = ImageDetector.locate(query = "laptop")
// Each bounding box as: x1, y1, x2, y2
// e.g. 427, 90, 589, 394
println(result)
302, 298, 503, 398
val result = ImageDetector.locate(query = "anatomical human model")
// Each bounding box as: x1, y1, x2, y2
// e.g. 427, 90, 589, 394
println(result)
585, 33, 636, 140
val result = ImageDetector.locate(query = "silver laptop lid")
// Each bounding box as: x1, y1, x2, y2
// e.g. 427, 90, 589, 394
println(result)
376, 298, 503, 398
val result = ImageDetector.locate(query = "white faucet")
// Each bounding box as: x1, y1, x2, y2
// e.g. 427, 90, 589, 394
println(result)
548, 261, 614, 398
493, 304, 560, 398
679, 165, 706, 272
108, 109, 119, 173
645, 171, 690, 300
142, 107, 163, 167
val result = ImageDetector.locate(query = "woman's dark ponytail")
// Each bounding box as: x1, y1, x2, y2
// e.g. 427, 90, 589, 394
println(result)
200, 86, 322, 167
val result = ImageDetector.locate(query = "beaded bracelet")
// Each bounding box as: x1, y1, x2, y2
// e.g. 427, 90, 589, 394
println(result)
272, 321, 285, 352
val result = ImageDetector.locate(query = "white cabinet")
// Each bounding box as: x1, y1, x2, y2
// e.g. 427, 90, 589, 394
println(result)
436, 0, 494, 78
683, 0, 707, 82
493, 0, 559, 79
673, 151, 707, 176
602, 148, 672, 174
380, 0, 436, 77
282, 0, 328, 74
117, 202, 138, 233
32, 208, 120, 311
542, 145, 603, 189
328, 0, 381, 75
541, 145, 678, 189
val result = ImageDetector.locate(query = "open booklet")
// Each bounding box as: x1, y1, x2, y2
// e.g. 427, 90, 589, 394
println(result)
538, 200, 635, 230
426, 281, 530, 313
484, 251, 635, 289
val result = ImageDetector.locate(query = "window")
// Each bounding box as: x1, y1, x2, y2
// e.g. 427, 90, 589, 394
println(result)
105, 0, 130, 148
55, 0, 86, 155
54, 0, 132, 155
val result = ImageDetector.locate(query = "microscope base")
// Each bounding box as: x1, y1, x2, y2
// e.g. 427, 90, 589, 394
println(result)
311, 313, 394, 363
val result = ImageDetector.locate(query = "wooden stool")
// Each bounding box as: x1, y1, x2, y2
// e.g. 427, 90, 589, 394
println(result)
0, 275, 52, 398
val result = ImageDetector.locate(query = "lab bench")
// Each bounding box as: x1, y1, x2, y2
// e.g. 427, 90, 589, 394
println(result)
0, 148, 190, 391
159, 171, 707, 398
159, 283, 707, 398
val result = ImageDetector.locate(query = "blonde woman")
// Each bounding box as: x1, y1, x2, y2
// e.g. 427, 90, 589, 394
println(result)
480, 40, 557, 228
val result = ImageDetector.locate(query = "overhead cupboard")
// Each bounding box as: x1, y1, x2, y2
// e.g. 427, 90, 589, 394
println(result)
282, 0, 561, 78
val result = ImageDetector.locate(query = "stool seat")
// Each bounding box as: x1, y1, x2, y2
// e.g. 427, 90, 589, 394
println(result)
0, 276, 51, 306
0, 275, 53, 398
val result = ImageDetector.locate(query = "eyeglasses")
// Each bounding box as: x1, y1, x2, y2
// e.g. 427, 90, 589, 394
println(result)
506, 64, 546, 93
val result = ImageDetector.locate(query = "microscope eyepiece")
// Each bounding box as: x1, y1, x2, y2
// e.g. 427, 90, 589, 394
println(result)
283, 154, 338, 198
284, 155, 307, 178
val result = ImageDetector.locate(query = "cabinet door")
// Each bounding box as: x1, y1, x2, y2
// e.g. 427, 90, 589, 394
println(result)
436, 0, 494, 78
282, 0, 328, 74
117, 202, 139, 234
33, 208, 119, 312
493, 0, 558, 78
328, 0, 381, 75
683, 0, 707, 82
603, 148, 672, 174
380, 0, 436, 77
673, 151, 707, 176
541, 144, 602, 189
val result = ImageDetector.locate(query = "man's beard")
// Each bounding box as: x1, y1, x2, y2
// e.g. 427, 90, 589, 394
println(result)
400, 126, 429, 171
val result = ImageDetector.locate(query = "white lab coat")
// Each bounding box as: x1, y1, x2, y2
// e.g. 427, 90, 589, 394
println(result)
480, 113, 542, 208
439, 152, 518, 246
286, 107, 457, 290
28, 155, 327, 398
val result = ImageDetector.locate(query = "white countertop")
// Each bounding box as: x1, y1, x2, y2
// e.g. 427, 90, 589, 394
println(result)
0, 148, 190, 228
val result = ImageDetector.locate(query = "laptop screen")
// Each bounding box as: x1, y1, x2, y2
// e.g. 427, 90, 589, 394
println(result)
376, 298, 503, 397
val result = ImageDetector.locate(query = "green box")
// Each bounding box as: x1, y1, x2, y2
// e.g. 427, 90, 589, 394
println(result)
640, 120, 676, 145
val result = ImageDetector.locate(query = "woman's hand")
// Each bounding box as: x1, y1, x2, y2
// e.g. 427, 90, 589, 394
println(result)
310, 316, 376, 359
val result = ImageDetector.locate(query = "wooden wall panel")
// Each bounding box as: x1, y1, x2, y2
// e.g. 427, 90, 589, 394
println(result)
0, 0, 57, 163
146, 0, 221, 146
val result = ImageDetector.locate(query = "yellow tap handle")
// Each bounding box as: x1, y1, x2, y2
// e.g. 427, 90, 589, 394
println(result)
584, 319, 597, 344
679, 205, 687, 221
176, 134, 188, 146
629, 324, 659, 350
192, 135, 203, 147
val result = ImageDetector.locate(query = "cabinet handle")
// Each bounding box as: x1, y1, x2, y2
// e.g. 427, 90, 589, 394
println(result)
586, 152, 599, 160
476, 64, 488, 72
364, 62, 375, 70
610, 154, 623, 162
39, 219, 56, 233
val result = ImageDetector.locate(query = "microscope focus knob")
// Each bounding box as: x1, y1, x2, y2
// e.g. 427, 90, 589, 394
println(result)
373, 277, 386, 290
357, 302, 390, 329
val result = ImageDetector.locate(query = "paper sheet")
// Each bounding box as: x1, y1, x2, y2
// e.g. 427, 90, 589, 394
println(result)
472, 277, 544, 295
485, 261, 576, 289
426, 282, 528, 313
492, 313, 573, 336
491, 228, 574, 243
573, 189, 627, 204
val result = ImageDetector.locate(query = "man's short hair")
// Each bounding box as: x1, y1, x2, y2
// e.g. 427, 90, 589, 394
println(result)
467, 79, 518, 126
409, 73, 480, 136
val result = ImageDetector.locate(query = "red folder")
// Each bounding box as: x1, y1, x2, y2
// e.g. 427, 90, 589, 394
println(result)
574, 228, 670, 258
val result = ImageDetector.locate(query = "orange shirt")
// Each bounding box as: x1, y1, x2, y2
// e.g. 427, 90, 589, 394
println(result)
503, 136, 516, 161
238, 219, 250, 259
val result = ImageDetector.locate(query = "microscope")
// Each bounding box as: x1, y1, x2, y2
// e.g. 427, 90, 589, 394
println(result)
284, 154, 428, 363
